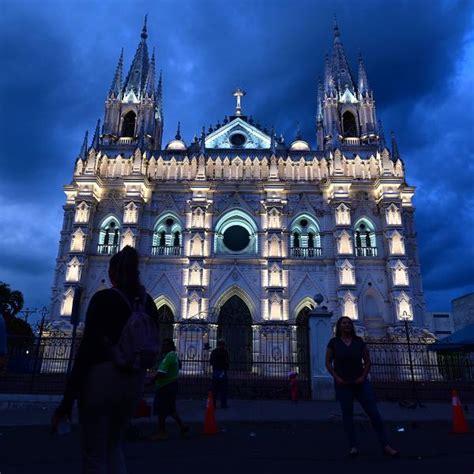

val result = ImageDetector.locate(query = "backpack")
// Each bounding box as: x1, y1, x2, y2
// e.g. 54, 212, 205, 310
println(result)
110, 288, 160, 371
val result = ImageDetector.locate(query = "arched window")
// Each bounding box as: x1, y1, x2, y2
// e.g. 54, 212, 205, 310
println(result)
354, 218, 377, 257
152, 214, 182, 256
342, 111, 357, 137
98, 216, 121, 255
290, 215, 321, 257
173, 231, 180, 247
121, 111, 136, 137
293, 232, 300, 249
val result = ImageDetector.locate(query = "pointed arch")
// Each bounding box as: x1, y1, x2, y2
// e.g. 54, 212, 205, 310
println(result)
154, 294, 177, 317
360, 287, 386, 336
213, 285, 257, 321
154, 296, 176, 346
342, 110, 358, 137
290, 214, 322, 257
121, 110, 136, 137
354, 217, 377, 257
293, 296, 316, 320
98, 215, 121, 255
152, 212, 183, 256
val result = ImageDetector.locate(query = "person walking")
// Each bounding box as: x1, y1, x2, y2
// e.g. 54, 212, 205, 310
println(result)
325, 316, 399, 458
150, 338, 188, 440
210, 339, 230, 409
52, 246, 160, 473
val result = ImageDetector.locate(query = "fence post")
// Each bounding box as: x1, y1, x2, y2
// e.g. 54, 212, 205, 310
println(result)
67, 286, 82, 374
29, 313, 46, 394
308, 304, 335, 400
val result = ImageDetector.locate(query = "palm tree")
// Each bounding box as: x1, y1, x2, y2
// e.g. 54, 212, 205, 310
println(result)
0, 282, 24, 318
0, 282, 33, 338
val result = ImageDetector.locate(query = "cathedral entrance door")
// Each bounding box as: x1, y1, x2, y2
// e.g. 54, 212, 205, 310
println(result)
296, 307, 310, 366
217, 295, 253, 372
157, 304, 175, 348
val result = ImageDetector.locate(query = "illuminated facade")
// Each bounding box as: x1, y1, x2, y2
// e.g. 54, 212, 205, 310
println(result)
50, 20, 425, 339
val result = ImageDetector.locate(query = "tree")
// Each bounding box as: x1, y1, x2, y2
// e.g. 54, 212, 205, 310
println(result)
0, 282, 24, 318
0, 282, 33, 338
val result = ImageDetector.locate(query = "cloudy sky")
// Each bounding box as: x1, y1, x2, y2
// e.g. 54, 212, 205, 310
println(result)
0, 0, 473, 316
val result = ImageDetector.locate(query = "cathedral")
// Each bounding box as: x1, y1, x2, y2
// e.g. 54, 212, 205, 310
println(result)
50, 18, 425, 346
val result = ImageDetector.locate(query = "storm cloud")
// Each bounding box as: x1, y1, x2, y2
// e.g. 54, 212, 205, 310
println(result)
0, 0, 473, 312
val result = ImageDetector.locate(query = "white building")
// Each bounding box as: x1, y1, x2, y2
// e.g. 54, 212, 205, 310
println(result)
50, 20, 426, 346
424, 312, 454, 339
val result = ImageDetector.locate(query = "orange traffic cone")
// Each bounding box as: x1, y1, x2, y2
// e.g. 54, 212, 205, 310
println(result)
204, 391, 218, 435
452, 389, 469, 434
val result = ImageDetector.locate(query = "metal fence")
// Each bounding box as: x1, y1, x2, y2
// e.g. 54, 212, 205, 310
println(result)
0, 320, 312, 400
1, 331, 473, 402
368, 339, 474, 402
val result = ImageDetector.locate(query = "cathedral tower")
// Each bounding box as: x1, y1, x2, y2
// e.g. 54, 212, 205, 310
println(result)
102, 17, 164, 151
317, 20, 379, 151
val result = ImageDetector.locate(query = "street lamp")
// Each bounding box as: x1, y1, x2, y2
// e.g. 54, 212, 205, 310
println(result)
401, 310, 423, 407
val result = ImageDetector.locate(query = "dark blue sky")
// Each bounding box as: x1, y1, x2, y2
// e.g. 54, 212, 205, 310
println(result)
0, 0, 473, 314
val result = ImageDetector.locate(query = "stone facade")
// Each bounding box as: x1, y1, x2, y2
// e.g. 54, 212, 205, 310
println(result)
49, 20, 426, 339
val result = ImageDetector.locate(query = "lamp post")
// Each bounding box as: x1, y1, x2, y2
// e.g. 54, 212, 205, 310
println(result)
401, 310, 422, 407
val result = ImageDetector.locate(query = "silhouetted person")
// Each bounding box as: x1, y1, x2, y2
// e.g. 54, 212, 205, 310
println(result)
52, 246, 160, 473
210, 339, 230, 408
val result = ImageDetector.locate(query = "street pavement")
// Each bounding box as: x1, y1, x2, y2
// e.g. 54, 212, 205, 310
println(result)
0, 401, 474, 474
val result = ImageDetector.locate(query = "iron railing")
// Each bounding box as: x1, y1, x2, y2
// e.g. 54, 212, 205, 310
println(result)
290, 247, 323, 257
367, 339, 474, 402
355, 246, 378, 257
151, 246, 182, 256
2, 329, 473, 402
97, 244, 119, 255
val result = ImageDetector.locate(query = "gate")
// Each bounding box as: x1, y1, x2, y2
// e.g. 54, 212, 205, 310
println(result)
164, 318, 311, 400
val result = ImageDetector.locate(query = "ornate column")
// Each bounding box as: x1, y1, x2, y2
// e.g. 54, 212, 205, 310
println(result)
183, 184, 212, 319
262, 184, 288, 320
307, 296, 335, 400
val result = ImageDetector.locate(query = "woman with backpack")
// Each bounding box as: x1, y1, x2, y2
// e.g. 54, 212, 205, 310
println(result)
52, 246, 160, 473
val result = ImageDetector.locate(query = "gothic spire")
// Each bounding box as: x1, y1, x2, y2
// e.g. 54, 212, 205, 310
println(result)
391, 131, 400, 160
156, 70, 163, 115
144, 48, 156, 98
90, 119, 101, 151
323, 54, 334, 95
123, 16, 150, 99
378, 120, 386, 149
316, 78, 323, 122
200, 126, 206, 155
330, 19, 355, 93
108, 49, 123, 98
78, 131, 88, 160
358, 52, 370, 96
175, 121, 181, 140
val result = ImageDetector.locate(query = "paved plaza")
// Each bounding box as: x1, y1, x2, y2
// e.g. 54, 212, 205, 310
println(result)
1, 399, 473, 474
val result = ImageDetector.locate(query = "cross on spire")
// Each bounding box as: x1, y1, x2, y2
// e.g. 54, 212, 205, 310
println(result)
233, 88, 246, 116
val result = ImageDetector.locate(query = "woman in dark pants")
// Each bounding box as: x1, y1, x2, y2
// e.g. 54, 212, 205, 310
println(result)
325, 316, 399, 458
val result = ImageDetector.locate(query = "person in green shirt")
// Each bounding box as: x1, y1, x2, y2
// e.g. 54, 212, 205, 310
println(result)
150, 338, 188, 440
